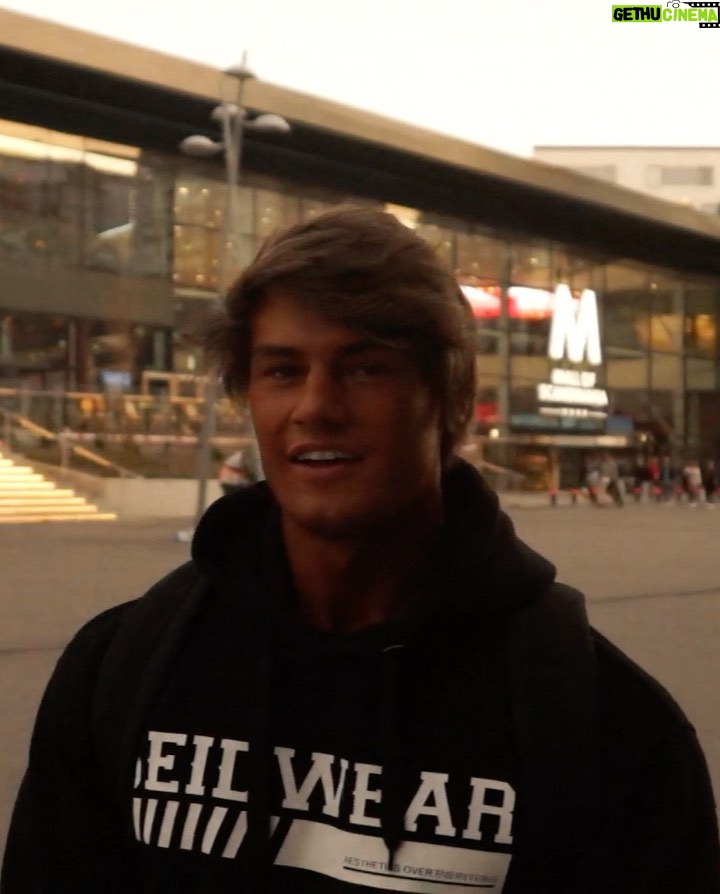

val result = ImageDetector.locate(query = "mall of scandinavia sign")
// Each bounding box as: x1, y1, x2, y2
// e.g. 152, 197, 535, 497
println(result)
537, 285, 609, 419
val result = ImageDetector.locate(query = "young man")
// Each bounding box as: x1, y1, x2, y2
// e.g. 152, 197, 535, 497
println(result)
3, 207, 718, 893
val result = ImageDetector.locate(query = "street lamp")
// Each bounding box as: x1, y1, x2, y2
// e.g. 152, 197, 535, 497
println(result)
179, 54, 290, 530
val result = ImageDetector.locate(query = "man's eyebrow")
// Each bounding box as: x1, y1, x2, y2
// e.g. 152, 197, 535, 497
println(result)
250, 340, 398, 359
250, 345, 302, 359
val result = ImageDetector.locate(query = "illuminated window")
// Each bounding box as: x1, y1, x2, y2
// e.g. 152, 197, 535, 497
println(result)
646, 165, 714, 187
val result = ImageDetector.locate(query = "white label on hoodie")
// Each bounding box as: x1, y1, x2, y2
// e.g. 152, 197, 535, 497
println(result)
275, 820, 510, 892
133, 730, 515, 887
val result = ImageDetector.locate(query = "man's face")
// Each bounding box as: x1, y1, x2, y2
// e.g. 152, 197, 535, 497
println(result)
247, 286, 443, 540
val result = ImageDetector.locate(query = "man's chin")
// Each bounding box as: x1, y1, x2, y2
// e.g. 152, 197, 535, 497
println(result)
286, 505, 386, 542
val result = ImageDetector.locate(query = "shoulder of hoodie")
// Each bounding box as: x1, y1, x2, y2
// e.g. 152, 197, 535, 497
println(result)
540, 582, 695, 731
544, 583, 706, 774
591, 624, 698, 739
25, 563, 202, 768
49, 561, 202, 688
589, 625, 713, 804
580, 613, 701, 782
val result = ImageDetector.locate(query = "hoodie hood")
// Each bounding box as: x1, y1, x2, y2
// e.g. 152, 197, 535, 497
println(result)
190, 458, 559, 878
191, 456, 556, 628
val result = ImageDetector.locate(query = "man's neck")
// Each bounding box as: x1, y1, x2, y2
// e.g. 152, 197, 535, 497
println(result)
282, 499, 443, 633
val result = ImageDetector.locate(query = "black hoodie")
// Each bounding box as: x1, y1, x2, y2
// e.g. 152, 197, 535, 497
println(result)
3, 460, 719, 893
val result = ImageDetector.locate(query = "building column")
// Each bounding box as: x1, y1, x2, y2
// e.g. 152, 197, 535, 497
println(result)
497, 243, 512, 440
673, 283, 686, 451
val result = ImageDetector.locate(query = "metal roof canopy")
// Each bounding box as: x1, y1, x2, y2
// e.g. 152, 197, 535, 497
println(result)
1, 9, 720, 278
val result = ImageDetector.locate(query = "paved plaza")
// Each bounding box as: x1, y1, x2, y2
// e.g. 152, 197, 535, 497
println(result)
1, 499, 719, 854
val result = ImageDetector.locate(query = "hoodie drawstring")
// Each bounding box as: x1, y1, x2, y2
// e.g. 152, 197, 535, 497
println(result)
239, 636, 410, 889
379, 642, 407, 869
243, 626, 274, 892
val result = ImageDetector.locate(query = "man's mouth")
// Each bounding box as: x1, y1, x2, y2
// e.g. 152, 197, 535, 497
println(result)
289, 450, 361, 467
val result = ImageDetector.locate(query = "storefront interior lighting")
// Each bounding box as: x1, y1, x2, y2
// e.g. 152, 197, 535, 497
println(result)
385, 203, 420, 230
0, 133, 139, 175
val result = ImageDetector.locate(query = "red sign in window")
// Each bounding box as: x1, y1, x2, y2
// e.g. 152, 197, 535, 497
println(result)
460, 284, 555, 321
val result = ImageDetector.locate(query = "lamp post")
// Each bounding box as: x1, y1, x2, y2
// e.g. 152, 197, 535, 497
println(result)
178, 54, 290, 530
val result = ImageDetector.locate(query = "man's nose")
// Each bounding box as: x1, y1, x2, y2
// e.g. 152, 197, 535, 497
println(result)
290, 368, 347, 427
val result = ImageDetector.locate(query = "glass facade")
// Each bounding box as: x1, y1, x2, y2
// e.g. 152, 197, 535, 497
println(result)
0, 120, 173, 390
1, 117, 719, 471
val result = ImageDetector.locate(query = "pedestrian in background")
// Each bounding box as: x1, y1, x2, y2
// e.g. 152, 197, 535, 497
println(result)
702, 459, 717, 508
632, 453, 652, 503
599, 451, 624, 507
646, 454, 660, 494
218, 448, 250, 495
584, 453, 601, 505
658, 455, 676, 503
682, 458, 703, 506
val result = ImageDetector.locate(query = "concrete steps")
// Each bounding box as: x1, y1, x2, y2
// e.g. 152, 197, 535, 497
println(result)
0, 454, 116, 523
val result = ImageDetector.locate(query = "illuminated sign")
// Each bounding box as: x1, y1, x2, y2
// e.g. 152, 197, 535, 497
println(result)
537, 359, 609, 412
537, 369, 609, 412
460, 284, 555, 321
537, 382, 609, 409
539, 406, 608, 419
550, 368, 597, 388
537, 287, 608, 420
548, 285, 602, 366
460, 283, 603, 367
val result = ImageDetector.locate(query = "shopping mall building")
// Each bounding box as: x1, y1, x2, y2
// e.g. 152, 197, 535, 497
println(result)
1, 9, 720, 486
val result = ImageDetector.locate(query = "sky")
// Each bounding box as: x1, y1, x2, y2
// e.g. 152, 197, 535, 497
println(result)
0, 0, 718, 157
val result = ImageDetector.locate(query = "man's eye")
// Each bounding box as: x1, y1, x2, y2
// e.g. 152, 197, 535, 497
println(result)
264, 365, 301, 380
349, 363, 389, 378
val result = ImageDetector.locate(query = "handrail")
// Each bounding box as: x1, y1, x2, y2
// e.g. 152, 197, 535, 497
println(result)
459, 441, 528, 482
0, 384, 529, 485
476, 459, 527, 481
0, 385, 209, 407
0, 406, 142, 479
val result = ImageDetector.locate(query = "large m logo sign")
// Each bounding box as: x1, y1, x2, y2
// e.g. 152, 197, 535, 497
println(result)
548, 285, 602, 366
